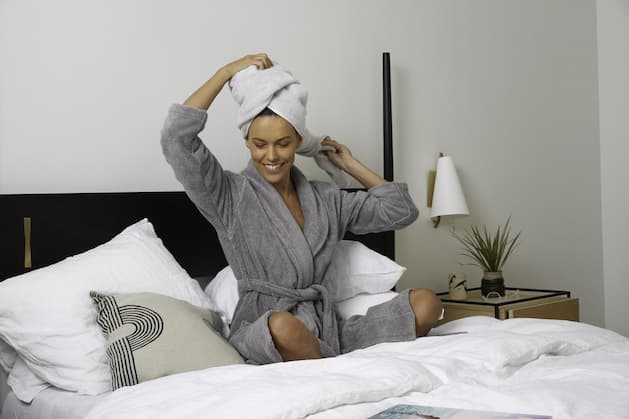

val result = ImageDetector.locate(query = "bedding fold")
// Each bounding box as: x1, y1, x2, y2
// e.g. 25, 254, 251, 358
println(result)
83, 317, 629, 419
84, 354, 438, 419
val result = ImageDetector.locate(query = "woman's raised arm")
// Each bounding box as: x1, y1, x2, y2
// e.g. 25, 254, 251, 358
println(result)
184, 53, 273, 110
161, 54, 271, 232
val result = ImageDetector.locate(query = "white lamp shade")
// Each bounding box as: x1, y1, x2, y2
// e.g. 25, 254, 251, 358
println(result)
431, 155, 469, 217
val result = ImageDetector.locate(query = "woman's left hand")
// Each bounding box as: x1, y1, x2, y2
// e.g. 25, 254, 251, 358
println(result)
322, 137, 354, 172
322, 137, 386, 188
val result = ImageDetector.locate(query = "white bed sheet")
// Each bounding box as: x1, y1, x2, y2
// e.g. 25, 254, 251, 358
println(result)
80, 317, 629, 419
3, 317, 628, 419
0, 368, 9, 414
1, 387, 105, 419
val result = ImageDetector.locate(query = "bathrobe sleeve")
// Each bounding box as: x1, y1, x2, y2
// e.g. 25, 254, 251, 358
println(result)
339, 182, 419, 234
160, 103, 242, 233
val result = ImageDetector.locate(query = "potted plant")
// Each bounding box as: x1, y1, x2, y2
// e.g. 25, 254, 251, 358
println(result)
451, 216, 522, 297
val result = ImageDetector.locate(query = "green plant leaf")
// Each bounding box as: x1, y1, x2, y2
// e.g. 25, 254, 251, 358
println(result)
451, 216, 521, 273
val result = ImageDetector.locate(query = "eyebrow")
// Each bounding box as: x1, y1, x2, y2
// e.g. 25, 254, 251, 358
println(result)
251, 136, 291, 142
251, 135, 290, 141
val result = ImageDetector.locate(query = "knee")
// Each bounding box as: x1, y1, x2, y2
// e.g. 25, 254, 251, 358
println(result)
409, 288, 443, 332
268, 311, 320, 361
268, 311, 306, 346
269, 311, 297, 338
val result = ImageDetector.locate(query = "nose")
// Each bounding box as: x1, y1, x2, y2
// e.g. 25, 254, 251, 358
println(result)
267, 145, 278, 162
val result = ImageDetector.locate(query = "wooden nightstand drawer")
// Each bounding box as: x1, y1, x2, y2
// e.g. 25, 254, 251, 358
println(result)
507, 297, 579, 321
437, 288, 579, 325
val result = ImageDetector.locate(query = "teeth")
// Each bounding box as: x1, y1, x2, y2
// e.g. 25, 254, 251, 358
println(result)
264, 164, 281, 171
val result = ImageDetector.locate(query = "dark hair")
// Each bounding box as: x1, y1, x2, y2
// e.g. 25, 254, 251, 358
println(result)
247, 107, 302, 141
246, 108, 278, 140
255, 107, 277, 118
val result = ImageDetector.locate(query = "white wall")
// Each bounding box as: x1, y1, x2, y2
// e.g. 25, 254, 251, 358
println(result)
392, 1, 604, 329
597, 0, 629, 337
0, 1, 606, 326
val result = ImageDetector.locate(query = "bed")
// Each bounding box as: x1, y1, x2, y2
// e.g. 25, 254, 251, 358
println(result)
1, 192, 628, 419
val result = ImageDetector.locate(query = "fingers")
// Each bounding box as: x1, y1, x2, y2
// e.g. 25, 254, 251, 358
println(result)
225, 53, 272, 79
248, 53, 272, 70
326, 139, 353, 161
321, 137, 339, 149
322, 138, 348, 155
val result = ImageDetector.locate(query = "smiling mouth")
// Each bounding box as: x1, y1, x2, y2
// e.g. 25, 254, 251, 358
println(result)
263, 163, 284, 172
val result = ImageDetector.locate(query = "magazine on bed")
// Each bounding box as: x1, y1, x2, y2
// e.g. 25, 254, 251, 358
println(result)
368, 404, 552, 419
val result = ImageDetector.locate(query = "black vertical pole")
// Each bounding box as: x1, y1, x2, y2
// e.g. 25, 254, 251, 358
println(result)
383, 52, 393, 182
383, 52, 395, 262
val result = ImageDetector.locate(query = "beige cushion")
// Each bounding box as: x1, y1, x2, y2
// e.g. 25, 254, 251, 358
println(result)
90, 292, 244, 390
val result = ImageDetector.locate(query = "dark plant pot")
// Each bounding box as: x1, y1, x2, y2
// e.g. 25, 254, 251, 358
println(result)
481, 271, 505, 297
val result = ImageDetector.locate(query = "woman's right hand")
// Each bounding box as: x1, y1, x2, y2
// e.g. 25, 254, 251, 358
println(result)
183, 53, 272, 110
222, 53, 273, 79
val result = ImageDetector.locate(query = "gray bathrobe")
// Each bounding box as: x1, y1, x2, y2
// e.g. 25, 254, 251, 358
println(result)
161, 104, 420, 364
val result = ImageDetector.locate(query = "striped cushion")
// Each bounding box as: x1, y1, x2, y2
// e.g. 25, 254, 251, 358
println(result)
90, 292, 244, 390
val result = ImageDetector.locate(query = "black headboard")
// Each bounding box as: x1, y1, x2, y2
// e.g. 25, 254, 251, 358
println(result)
0, 191, 395, 281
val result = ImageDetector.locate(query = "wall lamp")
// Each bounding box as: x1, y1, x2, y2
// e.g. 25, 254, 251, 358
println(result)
427, 153, 469, 228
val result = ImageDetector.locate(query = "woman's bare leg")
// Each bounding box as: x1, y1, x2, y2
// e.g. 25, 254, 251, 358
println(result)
409, 288, 443, 337
268, 311, 321, 361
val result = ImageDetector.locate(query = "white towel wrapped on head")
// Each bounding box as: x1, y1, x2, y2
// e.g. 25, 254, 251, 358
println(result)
229, 62, 350, 187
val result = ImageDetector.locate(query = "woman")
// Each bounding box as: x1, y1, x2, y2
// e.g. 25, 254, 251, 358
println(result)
161, 53, 442, 365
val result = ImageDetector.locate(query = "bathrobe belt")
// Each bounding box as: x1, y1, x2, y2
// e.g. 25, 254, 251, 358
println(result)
239, 279, 341, 354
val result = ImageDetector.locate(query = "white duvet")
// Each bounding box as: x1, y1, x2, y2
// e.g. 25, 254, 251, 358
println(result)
85, 317, 629, 419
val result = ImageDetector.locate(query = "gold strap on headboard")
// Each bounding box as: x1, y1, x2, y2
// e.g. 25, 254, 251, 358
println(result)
24, 217, 32, 269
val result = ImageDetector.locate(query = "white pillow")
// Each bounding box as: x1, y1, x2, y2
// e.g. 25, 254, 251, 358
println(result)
334, 291, 398, 319
0, 364, 9, 412
0, 218, 213, 398
1, 338, 53, 404
0, 339, 16, 373
204, 240, 405, 328
6, 357, 50, 403
328, 240, 405, 301
204, 266, 239, 337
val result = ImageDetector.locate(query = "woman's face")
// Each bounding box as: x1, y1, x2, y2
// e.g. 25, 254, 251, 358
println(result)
246, 115, 302, 187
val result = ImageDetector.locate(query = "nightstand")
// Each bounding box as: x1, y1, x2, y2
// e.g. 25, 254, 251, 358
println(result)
436, 287, 579, 325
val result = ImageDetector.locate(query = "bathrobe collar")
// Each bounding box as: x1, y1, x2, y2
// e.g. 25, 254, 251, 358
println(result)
243, 160, 329, 287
